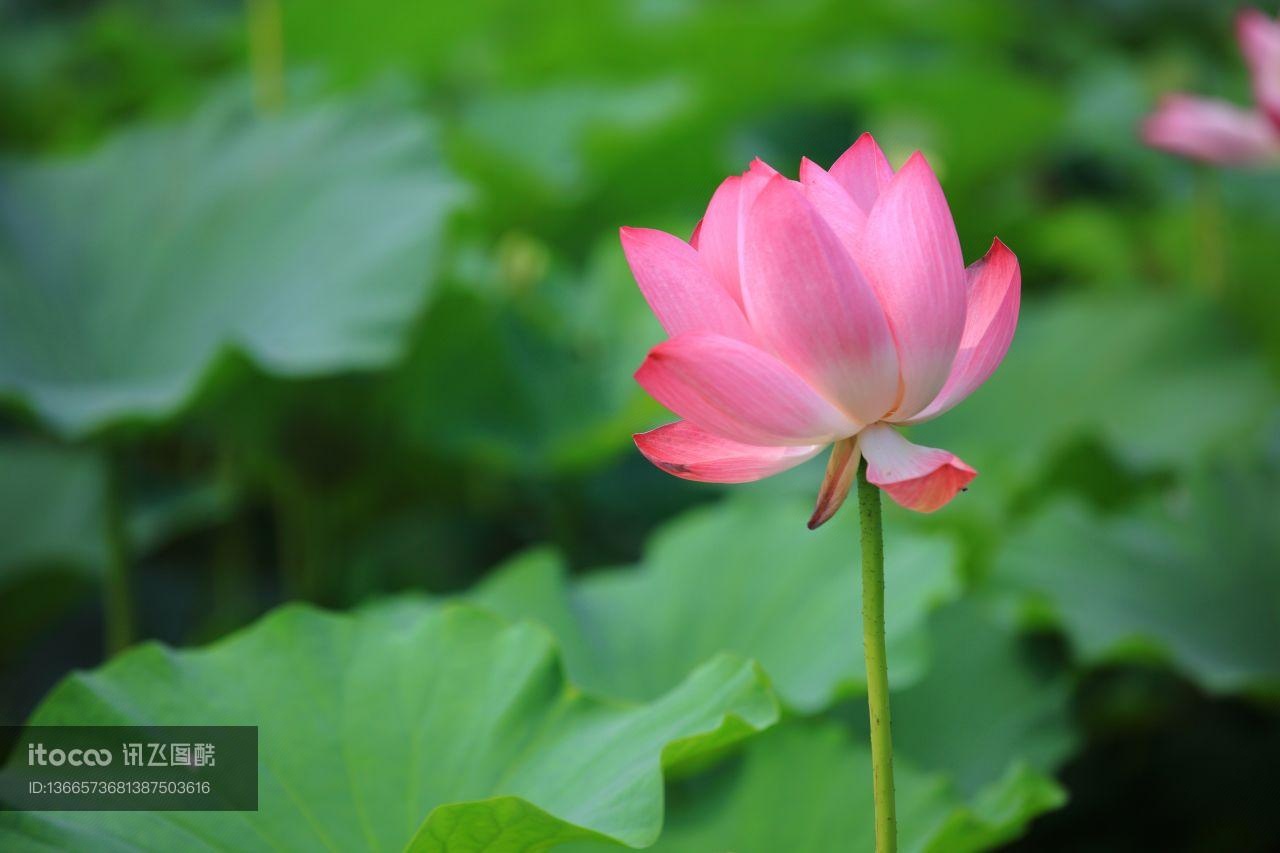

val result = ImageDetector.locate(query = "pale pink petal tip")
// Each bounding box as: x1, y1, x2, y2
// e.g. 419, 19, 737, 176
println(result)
799, 156, 868, 254
829, 133, 896, 213
855, 148, 967, 421
858, 424, 976, 513
807, 438, 859, 529
634, 421, 822, 484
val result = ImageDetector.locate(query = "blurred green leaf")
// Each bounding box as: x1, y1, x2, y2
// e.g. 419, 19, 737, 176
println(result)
0, 440, 243, 661
995, 457, 1280, 694
0, 441, 105, 582
0, 603, 779, 851
465, 494, 960, 712
910, 292, 1276, 507
0, 82, 465, 438
648, 721, 1064, 853
891, 602, 1076, 794
454, 80, 693, 198
0, 442, 107, 665
1220, 170, 1280, 371
0, 445, 231, 582
128, 478, 235, 556
0, 1, 239, 151
377, 237, 660, 475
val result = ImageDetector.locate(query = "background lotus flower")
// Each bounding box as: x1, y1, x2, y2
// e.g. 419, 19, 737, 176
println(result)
1142, 9, 1280, 165
622, 134, 1021, 525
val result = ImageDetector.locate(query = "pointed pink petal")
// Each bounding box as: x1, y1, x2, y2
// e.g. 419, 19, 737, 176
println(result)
1239, 9, 1280, 127
829, 133, 895, 214
634, 420, 823, 483
740, 175, 899, 425
695, 159, 781, 306
855, 152, 968, 421
619, 226, 756, 341
697, 175, 744, 303
725, 160, 778, 288
799, 156, 867, 257
807, 437, 860, 529
858, 424, 976, 513
635, 332, 858, 446
899, 238, 1021, 424
1141, 95, 1279, 164
689, 218, 703, 249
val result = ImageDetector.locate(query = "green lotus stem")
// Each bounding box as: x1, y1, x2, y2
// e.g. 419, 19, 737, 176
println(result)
1193, 169, 1224, 296
103, 452, 135, 655
857, 458, 897, 853
247, 0, 285, 113
210, 446, 251, 634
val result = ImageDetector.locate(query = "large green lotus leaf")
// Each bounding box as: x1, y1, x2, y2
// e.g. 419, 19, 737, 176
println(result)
0, 84, 464, 438
644, 721, 1064, 853
909, 293, 1274, 497
994, 458, 1280, 693
631, 602, 1072, 852
464, 495, 960, 712
0, 602, 779, 851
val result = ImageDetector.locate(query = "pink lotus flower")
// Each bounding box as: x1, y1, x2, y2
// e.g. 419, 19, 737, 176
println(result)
621, 134, 1021, 526
1142, 9, 1280, 165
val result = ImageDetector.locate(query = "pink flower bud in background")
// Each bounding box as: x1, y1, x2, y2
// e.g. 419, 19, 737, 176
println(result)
1142, 9, 1280, 165
621, 134, 1021, 525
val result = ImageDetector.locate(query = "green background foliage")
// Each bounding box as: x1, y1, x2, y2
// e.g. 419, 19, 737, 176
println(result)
1, 0, 1278, 850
